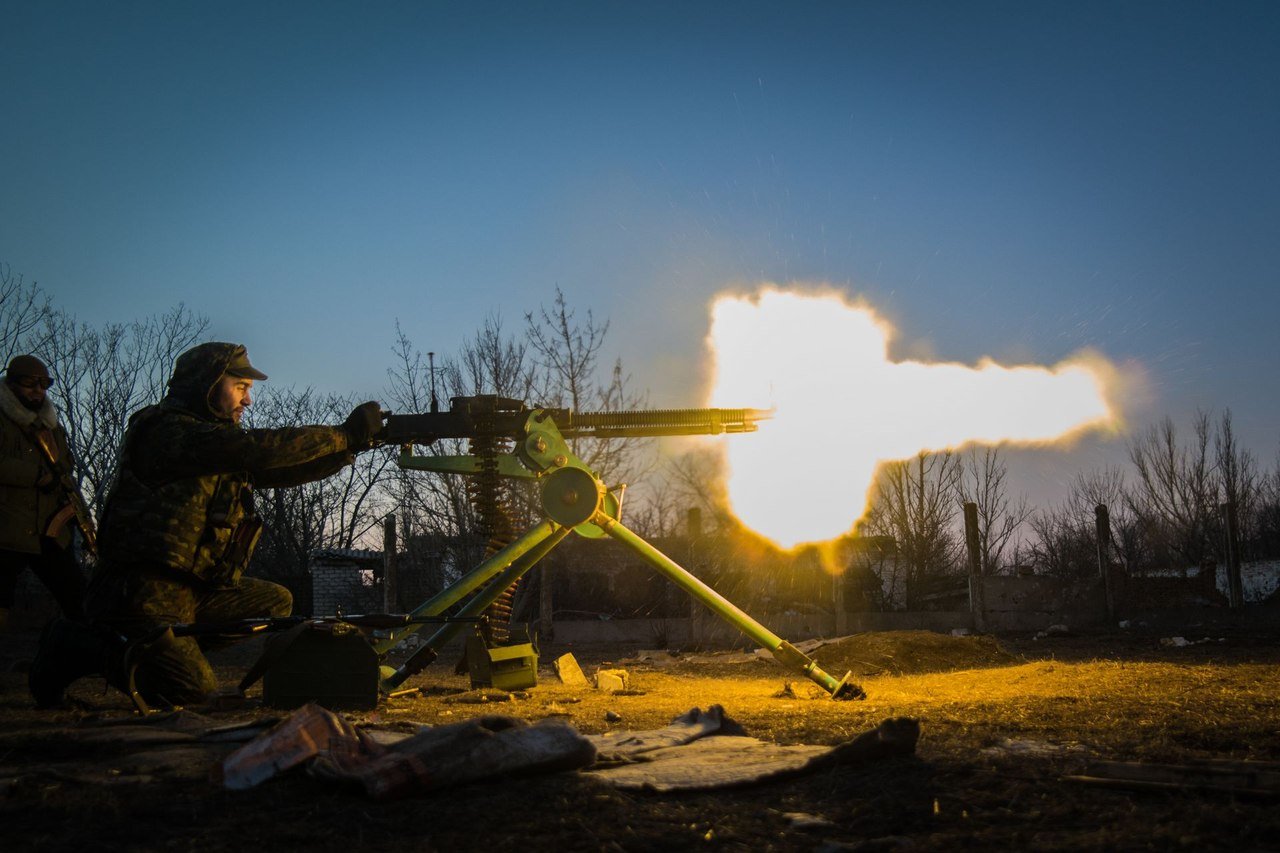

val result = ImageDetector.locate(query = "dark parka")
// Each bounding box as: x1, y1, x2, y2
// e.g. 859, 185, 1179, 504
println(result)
0, 379, 73, 553
97, 342, 353, 587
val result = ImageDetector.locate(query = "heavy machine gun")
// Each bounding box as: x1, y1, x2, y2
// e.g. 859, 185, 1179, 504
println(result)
375, 395, 863, 700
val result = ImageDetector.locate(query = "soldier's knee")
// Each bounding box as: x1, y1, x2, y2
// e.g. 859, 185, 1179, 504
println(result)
267, 584, 292, 617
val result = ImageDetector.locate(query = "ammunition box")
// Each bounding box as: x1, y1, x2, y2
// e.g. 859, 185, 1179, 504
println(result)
261, 622, 380, 710
465, 631, 539, 691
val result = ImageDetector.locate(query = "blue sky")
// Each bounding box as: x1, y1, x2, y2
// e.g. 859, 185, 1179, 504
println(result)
3, 1, 1278, 498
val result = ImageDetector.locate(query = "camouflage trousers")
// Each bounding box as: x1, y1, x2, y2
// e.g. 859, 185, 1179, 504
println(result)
86, 568, 292, 706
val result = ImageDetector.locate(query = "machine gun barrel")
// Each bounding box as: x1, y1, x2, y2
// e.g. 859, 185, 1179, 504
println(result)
558, 407, 769, 438
382, 402, 769, 445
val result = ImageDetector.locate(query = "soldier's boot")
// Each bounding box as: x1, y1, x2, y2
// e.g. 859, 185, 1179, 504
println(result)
28, 617, 120, 708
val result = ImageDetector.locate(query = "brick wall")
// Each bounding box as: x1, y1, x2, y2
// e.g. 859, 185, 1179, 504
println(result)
310, 551, 383, 616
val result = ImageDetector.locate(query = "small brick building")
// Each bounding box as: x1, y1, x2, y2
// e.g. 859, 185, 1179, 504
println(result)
309, 548, 383, 616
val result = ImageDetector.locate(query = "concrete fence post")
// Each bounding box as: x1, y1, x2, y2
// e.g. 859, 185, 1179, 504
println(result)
1094, 504, 1116, 622
382, 512, 398, 613
1221, 502, 1245, 608
963, 502, 986, 633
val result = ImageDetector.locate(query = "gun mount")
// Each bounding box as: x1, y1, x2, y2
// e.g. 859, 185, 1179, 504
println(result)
379, 395, 863, 701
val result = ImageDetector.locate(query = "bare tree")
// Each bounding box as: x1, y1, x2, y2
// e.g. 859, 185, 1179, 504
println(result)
1028, 466, 1145, 580
658, 445, 733, 530
0, 264, 53, 362
957, 445, 1032, 575
1126, 413, 1218, 572
1214, 408, 1261, 557
372, 325, 469, 598
40, 304, 209, 513
449, 312, 536, 401
525, 287, 651, 487
246, 386, 391, 582
860, 451, 963, 608
1256, 448, 1280, 559
525, 287, 605, 412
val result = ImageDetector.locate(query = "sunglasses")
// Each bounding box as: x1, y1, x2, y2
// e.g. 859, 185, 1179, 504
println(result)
12, 376, 53, 390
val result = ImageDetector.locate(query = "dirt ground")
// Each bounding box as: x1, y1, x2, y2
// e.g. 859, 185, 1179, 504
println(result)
2, 624, 1278, 852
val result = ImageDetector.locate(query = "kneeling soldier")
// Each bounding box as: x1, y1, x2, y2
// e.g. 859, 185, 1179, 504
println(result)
31, 342, 382, 707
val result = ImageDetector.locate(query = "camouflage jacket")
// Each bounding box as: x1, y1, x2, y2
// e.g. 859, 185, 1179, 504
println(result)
98, 342, 353, 587
0, 380, 73, 554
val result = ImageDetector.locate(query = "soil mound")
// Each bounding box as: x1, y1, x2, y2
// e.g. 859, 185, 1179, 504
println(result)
808, 630, 1019, 676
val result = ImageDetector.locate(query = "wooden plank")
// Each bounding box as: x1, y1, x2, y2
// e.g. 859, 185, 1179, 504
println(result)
1064, 759, 1280, 797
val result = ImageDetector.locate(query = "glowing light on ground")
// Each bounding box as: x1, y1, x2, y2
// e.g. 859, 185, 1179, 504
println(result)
706, 288, 1120, 549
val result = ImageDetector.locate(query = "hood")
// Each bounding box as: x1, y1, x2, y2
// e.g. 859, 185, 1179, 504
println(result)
0, 377, 59, 431
162, 341, 247, 421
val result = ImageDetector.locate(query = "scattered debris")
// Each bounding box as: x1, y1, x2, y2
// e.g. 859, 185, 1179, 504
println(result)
443, 689, 520, 704
222, 704, 598, 799
619, 650, 679, 668
589, 705, 741, 762
553, 653, 590, 687
309, 715, 597, 800
782, 811, 836, 830
221, 703, 359, 790
772, 681, 828, 701
594, 668, 630, 692
585, 716, 920, 792
815, 835, 912, 852
1159, 636, 1227, 648
980, 737, 1089, 759
214, 704, 908, 799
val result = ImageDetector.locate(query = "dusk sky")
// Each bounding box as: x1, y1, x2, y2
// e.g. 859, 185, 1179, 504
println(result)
3, 2, 1278, 507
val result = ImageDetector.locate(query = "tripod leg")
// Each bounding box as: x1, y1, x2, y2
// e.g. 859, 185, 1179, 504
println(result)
601, 517, 864, 700
373, 519, 561, 655
381, 524, 570, 689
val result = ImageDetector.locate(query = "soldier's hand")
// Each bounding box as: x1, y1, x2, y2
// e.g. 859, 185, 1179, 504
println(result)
344, 401, 385, 450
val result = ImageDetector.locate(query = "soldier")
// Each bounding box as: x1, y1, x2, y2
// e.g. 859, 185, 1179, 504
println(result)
29, 341, 383, 707
0, 355, 87, 630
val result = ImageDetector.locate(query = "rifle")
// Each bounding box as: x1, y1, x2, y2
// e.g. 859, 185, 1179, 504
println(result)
29, 428, 98, 557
